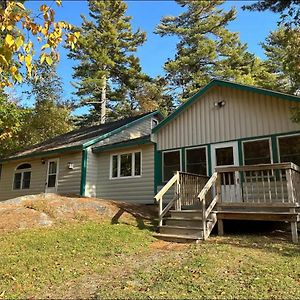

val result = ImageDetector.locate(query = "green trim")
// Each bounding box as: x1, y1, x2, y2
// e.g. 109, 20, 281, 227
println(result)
181, 148, 186, 172
152, 79, 300, 134
83, 111, 162, 149
93, 136, 151, 153
271, 135, 279, 163
0, 145, 83, 164
80, 149, 88, 196
207, 144, 212, 176
154, 144, 162, 195
238, 140, 243, 166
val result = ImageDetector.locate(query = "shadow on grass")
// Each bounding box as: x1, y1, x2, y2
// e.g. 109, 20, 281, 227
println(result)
110, 203, 158, 232
209, 220, 300, 257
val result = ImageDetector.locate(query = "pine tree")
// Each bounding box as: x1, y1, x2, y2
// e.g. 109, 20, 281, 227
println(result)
155, 0, 275, 102
262, 27, 300, 95
68, 0, 147, 126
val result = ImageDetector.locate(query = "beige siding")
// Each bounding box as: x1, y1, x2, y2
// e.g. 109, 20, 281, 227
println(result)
85, 148, 98, 197
156, 86, 300, 150
0, 151, 82, 201
56, 152, 82, 195
96, 144, 154, 203
93, 117, 153, 148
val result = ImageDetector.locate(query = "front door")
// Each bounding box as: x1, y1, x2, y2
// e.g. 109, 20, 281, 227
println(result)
211, 142, 242, 202
46, 159, 59, 193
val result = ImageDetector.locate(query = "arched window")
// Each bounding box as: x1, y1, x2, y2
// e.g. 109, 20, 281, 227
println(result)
13, 163, 32, 190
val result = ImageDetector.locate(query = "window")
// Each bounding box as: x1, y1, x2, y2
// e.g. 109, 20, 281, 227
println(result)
186, 147, 207, 175
243, 139, 272, 165
111, 151, 141, 178
13, 163, 32, 190
163, 150, 181, 181
278, 135, 300, 166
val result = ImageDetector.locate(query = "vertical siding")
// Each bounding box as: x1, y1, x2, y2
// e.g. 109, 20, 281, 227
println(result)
93, 117, 153, 148
85, 148, 98, 197
56, 152, 82, 195
96, 144, 155, 204
156, 86, 300, 150
0, 151, 82, 201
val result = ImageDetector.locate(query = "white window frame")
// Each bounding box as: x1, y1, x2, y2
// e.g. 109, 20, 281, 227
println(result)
162, 149, 182, 182
110, 150, 142, 179
277, 133, 300, 163
46, 158, 59, 193
185, 146, 208, 176
12, 162, 32, 191
242, 137, 273, 165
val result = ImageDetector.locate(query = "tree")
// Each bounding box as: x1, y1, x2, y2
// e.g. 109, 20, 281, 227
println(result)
68, 0, 147, 125
155, 0, 274, 102
0, 1, 79, 87
262, 27, 300, 94
243, 0, 300, 27
22, 57, 73, 146
0, 92, 29, 157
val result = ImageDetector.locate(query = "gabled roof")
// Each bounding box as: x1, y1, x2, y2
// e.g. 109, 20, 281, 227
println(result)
152, 79, 300, 133
1, 111, 161, 163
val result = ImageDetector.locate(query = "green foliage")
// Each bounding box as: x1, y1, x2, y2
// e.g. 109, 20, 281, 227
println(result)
68, 0, 149, 126
243, 0, 300, 27
262, 27, 300, 95
22, 57, 73, 146
0, 92, 30, 157
155, 0, 276, 102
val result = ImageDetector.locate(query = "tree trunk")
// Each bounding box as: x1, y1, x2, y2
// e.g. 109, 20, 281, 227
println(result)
100, 75, 107, 124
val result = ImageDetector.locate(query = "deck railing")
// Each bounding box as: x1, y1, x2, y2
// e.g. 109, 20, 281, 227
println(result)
154, 171, 209, 226
215, 162, 300, 204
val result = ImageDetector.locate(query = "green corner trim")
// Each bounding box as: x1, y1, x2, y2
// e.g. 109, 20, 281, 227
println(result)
83, 111, 161, 149
80, 149, 88, 196
271, 135, 279, 163
152, 79, 300, 134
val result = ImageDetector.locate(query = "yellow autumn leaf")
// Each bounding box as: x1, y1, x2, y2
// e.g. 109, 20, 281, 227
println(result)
18, 54, 24, 63
45, 56, 53, 65
56, 0, 62, 6
15, 36, 24, 49
25, 54, 32, 66
5, 34, 14, 47
74, 31, 80, 39
10, 66, 18, 74
41, 43, 50, 50
40, 53, 46, 64
15, 2, 26, 10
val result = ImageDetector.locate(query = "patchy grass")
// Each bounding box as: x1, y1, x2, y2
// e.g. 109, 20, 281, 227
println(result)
0, 219, 299, 299
0, 221, 154, 299
95, 235, 300, 300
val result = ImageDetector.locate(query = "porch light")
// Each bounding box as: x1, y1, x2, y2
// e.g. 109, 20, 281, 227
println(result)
68, 162, 74, 170
214, 100, 226, 108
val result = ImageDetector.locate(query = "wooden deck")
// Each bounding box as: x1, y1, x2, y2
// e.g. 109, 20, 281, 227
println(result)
154, 163, 300, 243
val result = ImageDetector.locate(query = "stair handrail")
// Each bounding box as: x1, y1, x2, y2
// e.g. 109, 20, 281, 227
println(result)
155, 171, 180, 227
198, 172, 221, 240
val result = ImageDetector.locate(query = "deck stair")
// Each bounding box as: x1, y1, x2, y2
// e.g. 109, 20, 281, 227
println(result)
154, 163, 300, 244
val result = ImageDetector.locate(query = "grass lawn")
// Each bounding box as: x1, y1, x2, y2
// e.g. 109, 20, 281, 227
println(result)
0, 220, 299, 299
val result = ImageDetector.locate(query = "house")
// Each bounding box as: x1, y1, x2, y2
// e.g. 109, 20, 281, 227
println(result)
152, 79, 300, 243
0, 111, 163, 203
0, 79, 299, 242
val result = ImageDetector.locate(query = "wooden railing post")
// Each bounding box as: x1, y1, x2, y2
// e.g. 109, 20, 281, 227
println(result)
158, 197, 163, 227
286, 167, 298, 243
177, 171, 182, 211
216, 173, 224, 236
202, 195, 206, 240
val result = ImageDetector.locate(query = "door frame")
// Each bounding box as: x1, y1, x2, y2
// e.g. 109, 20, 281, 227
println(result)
211, 141, 239, 171
46, 158, 59, 193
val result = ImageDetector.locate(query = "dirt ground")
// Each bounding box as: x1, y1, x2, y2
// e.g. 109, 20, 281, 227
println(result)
0, 193, 157, 231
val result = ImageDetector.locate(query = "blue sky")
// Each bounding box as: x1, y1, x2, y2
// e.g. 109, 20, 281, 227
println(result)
21, 0, 280, 114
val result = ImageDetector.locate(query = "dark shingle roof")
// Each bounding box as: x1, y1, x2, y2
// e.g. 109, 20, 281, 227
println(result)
2, 112, 156, 162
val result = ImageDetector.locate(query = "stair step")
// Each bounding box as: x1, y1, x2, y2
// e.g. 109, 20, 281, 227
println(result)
165, 218, 203, 227
159, 225, 203, 237
153, 233, 203, 243
170, 210, 204, 219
